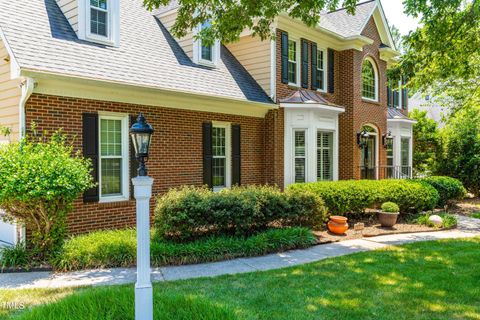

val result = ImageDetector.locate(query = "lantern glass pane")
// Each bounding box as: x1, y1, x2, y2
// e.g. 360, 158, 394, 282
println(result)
135, 133, 151, 155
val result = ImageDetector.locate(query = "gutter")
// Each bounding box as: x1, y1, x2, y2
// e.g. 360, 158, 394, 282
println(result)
18, 77, 35, 139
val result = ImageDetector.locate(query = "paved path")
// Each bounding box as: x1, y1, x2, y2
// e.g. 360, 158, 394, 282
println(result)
1, 215, 479, 290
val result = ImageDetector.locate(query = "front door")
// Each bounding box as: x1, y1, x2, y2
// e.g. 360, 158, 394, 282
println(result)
361, 135, 376, 179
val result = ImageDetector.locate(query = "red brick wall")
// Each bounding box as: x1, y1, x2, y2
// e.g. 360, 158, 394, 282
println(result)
25, 94, 267, 234
275, 18, 389, 180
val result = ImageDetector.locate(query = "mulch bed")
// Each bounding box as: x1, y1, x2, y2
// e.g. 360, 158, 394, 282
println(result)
314, 214, 444, 244
448, 197, 480, 216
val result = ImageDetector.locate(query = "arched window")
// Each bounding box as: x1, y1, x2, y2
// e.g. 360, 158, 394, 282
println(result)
362, 58, 378, 101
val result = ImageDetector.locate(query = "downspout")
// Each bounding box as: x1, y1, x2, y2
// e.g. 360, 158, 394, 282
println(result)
16, 77, 34, 244
19, 77, 35, 139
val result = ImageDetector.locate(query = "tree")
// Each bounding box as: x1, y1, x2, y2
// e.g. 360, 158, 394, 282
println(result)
0, 129, 94, 259
437, 105, 480, 196
410, 109, 441, 177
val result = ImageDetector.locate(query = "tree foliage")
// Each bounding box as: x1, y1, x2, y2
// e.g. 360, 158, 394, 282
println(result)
409, 109, 441, 177
0, 129, 94, 259
437, 105, 480, 196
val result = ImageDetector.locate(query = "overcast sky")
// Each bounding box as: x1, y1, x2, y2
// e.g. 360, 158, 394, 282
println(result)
380, 0, 420, 35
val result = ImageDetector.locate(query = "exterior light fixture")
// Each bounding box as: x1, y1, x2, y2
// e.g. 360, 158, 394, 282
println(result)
129, 113, 154, 176
356, 130, 370, 148
382, 131, 393, 149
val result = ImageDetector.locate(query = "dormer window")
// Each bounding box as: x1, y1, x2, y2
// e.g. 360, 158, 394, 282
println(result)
193, 21, 220, 67
78, 0, 120, 47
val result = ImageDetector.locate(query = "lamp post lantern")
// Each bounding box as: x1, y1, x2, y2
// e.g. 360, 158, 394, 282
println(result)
130, 113, 154, 320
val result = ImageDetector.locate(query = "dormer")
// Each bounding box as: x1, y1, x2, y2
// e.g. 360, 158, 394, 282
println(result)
56, 0, 120, 47
192, 21, 221, 67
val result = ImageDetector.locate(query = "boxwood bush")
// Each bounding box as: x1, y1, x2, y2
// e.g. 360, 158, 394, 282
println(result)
288, 179, 439, 216
419, 176, 467, 207
154, 185, 327, 241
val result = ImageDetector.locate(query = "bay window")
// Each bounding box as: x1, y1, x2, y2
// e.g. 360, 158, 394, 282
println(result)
316, 131, 333, 181
294, 130, 306, 183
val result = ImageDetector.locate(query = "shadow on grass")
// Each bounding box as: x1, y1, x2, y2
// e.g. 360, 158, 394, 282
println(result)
6, 237, 480, 320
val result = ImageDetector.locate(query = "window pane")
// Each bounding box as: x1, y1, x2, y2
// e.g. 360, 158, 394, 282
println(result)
288, 40, 296, 61
213, 158, 226, 187
91, 0, 107, 9
212, 127, 226, 157
288, 40, 297, 83
362, 60, 376, 100
317, 132, 333, 181
295, 158, 305, 183
91, 8, 107, 36
100, 119, 122, 156
201, 44, 212, 61
294, 131, 305, 156
101, 158, 122, 196
401, 138, 409, 166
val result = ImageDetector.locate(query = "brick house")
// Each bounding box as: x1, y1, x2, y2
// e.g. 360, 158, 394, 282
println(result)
0, 0, 414, 244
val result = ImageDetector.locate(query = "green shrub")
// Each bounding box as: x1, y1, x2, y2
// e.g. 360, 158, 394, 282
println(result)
154, 185, 327, 241
472, 212, 480, 219
0, 129, 94, 259
53, 227, 316, 271
414, 213, 457, 228
419, 176, 467, 207
0, 243, 31, 270
381, 202, 399, 213
288, 179, 439, 216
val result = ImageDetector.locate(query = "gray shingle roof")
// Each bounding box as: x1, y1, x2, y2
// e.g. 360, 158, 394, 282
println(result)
156, 0, 377, 38
319, 0, 377, 37
0, 0, 272, 105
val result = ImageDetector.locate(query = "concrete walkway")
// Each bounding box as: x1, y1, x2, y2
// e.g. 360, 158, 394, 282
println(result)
1, 215, 479, 290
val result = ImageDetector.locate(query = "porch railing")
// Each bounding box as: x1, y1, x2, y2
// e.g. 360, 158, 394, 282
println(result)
359, 166, 412, 180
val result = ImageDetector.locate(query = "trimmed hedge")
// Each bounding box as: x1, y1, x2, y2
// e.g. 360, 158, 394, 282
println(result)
288, 179, 439, 216
52, 227, 316, 271
154, 185, 327, 241
420, 176, 467, 207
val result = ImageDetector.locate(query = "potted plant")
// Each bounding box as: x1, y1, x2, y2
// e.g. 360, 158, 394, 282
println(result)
378, 202, 400, 227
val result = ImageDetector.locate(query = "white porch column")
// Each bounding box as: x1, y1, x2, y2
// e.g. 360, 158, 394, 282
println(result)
132, 176, 154, 320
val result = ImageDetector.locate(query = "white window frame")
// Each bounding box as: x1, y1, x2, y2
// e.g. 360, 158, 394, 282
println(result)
316, 130, 333, 181
361, 56, 379, 102
78, 0, 120, 47
98, 112, 130, 203
287, 38, 300, 87
293, 128, 307, 183
193, 22, 221, 67
212, 122, 231, 192
316, 48, 328, 93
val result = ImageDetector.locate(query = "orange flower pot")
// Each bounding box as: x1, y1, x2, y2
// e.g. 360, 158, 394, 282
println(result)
328, 216, 348, 234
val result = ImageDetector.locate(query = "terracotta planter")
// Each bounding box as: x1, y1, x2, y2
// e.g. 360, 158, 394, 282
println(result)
378, 212, 399, 227
328, 216, 348, 234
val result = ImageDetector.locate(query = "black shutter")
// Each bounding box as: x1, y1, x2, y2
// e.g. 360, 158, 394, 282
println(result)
130, 115, 137, 199
281, 31, 289, 84
232, 124, 241, 186
311, 43, 318, 90
202, 122, 213, 188
82, 113, 99, 203
327, 48, 335, 93
301, 39, 308, 88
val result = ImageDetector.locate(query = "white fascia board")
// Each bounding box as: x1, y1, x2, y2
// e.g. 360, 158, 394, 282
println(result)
21, 69, 278, 118
280, 103, 345, 114
387, 118, 417, 124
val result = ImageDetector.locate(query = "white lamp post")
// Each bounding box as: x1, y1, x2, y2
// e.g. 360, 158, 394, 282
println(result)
130, 113, 155, 320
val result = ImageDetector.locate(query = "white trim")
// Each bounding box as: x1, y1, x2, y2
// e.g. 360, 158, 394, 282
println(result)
211, 121, 231, 191
280, 103, 345, 114
78, 0, 120, 47
270, 38, 276, 100
287, 37, 300, 87
361, 56, 379, 102
292, 128, 308, 183
98, 112, 130, 203
387, 118, 417, 124
19, 77, 35, 139
23, 70, 277, 118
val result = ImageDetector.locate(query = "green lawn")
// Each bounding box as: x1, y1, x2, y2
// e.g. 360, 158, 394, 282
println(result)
471, 212, 480, 219
3, 237, 480, 320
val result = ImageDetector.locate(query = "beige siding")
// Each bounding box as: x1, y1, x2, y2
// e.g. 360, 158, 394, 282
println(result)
227, 36, 272, 96
56, 0, 79, 33
0, 40, 21, 142
158, 12, 194, 59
